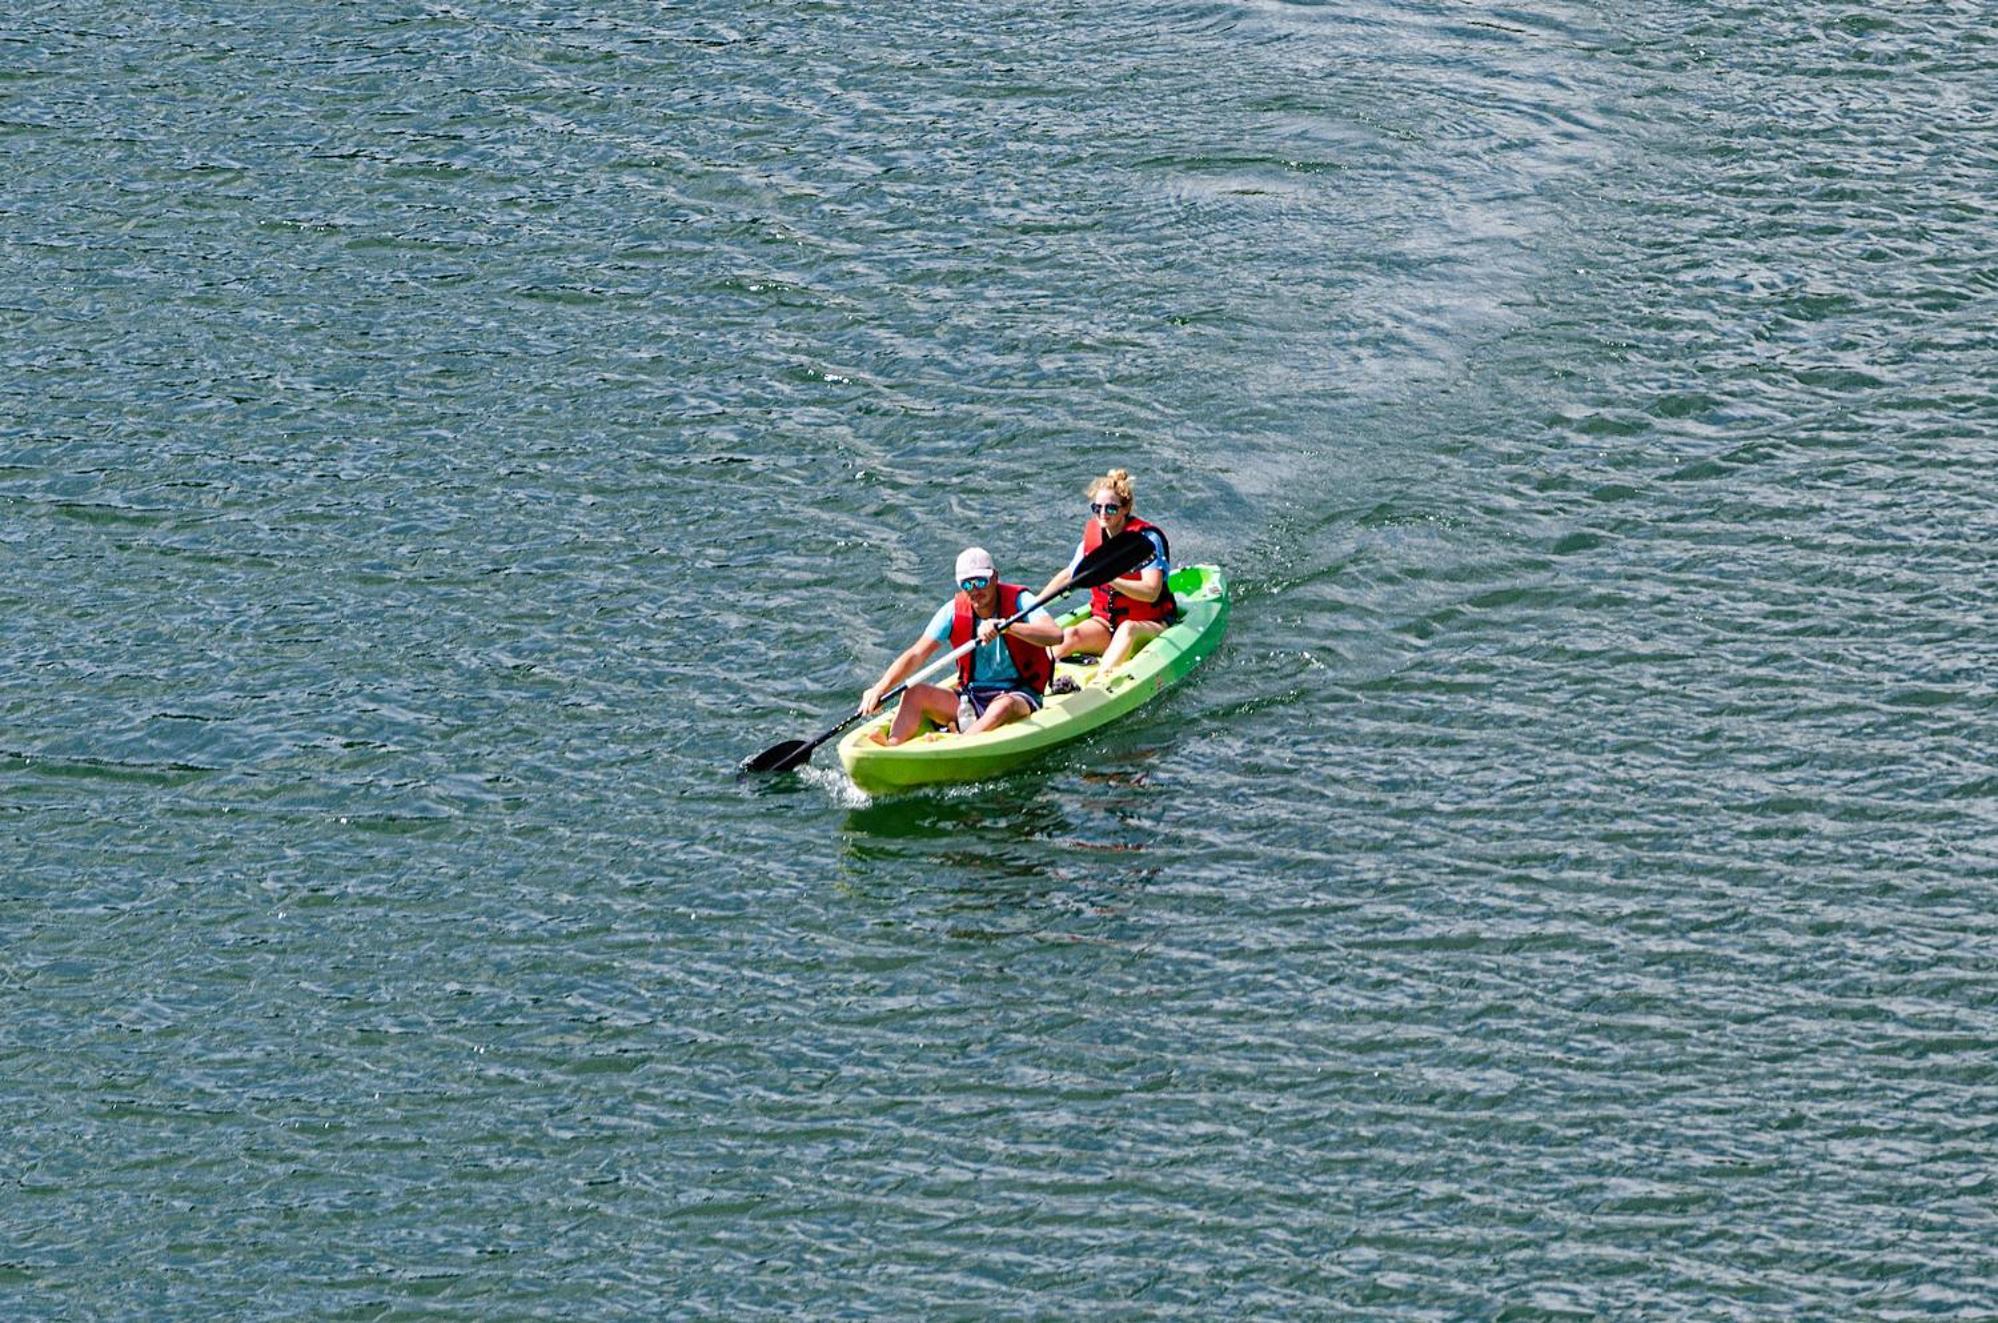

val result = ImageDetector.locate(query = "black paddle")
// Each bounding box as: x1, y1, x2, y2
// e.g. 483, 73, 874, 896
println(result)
740, 529, 1156, 775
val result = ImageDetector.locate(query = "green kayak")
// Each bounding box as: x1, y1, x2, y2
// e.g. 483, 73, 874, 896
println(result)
837, 564, 1229, 793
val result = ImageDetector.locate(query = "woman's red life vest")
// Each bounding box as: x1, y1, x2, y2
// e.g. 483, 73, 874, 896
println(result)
1082, 515, 1176, 627
950, 583, 1055, 693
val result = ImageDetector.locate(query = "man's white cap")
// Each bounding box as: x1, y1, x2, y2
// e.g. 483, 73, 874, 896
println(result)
954, 546, 996, 580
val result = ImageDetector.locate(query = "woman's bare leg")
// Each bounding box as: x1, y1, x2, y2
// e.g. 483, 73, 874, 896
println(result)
1098, 620, 1166, 675
1051, 617, 1111, 661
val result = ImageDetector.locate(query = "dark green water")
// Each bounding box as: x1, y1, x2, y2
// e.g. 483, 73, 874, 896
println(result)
6, 2, 1995, 1316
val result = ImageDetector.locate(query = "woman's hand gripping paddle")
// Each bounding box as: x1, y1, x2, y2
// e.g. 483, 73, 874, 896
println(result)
739, 529, 1154, 775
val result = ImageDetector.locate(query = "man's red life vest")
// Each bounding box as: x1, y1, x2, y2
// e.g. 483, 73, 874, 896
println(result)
1082, 515, 1176, 627
950, 583, 1054, 694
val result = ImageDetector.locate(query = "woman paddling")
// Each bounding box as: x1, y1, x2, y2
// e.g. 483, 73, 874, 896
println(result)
1037, 468, 1175, 679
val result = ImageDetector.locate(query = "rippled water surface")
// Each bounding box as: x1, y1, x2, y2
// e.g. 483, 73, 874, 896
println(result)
6, 1, 1996, 1316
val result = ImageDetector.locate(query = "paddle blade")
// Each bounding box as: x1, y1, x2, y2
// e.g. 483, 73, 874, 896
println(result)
1065, 528, 1156, 593
740, 739, 813, 775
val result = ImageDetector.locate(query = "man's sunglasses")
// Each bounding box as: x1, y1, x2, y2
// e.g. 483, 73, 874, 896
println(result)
1089, 501, 1126, 516
959, 575, 992, 591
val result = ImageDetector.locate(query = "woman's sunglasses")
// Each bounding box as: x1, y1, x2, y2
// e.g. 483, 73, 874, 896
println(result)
959, 575, 992, 591
1089, 501, 1126, 516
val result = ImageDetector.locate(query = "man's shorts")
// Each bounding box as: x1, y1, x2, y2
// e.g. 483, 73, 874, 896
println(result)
956, 685, 1042, 730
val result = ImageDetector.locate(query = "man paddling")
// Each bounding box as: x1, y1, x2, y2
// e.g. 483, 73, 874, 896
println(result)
860, 548, 1064, 745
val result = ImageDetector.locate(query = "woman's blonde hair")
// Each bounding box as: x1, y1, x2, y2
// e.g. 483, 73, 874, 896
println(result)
1085, 468, 1134, 507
